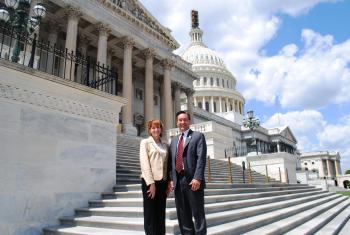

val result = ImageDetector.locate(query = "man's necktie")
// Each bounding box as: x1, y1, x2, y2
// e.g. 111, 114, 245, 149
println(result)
176, 133, 184, 173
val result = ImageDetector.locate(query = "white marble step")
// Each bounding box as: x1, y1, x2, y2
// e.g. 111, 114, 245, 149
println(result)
338, 214, 350, 235
60, 216, 179, 234
44, 225, 146, 235
285, 197, 350, 235
206, 194, 339, 234
244, 196, 349, 235
317, 199, 350, 235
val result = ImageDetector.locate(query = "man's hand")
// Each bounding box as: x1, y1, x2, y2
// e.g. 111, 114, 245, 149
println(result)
147, 183, 156, 199
166, 181, 174, 197
189, 179, 201, 191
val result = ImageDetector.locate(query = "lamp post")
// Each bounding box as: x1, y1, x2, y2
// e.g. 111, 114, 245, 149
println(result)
242, 110, 260, 155
0, 0, 46, 62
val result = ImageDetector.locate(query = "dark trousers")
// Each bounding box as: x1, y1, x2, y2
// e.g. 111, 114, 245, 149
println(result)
175, 172, 207, 235
141, 178, 167, 235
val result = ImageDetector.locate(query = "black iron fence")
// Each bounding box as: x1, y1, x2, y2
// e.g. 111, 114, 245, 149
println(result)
0, 23, 118, 95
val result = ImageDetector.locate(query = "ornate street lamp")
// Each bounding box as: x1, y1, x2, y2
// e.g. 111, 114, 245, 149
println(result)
0, 0, 46, 62
243, 110, 260, 155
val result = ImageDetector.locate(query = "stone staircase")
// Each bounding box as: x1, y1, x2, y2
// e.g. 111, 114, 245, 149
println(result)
44, 135, 350, 235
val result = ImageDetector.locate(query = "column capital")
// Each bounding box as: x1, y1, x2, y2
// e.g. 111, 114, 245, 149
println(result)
122, 37, 135, 50
184, 88, 195, 96
172, 81, 183, 90
64, 5, 82, 20
96, 22, 111, 37
162, 59, 175, 70
143, 48, 156, 60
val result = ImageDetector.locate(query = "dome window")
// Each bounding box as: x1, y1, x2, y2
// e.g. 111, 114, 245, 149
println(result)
210, 77, 214, 86
216, 78, 219, 86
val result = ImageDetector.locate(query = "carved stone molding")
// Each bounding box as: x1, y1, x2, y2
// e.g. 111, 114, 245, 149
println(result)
143, 48, 155, 60
0, 83, 118, 124
184, 88, 195, 96
162, 59, 175, 70
172, 81, 183, 90
96, 23, 112, 37
122, 37, 135, 50
64, 5, 82, 20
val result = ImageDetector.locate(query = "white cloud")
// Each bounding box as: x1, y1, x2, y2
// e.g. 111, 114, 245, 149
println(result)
240, 30, 350, 109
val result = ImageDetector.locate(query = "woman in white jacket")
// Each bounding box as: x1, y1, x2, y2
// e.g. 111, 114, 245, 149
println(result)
140, 119, 169, 235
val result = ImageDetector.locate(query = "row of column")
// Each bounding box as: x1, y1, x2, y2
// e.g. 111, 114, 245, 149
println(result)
325, 159, 342, 177
122, 40, 194, 134
194, 96, 243, 114
51, 6, 194, 133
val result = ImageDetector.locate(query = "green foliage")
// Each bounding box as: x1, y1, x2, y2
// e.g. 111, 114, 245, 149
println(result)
337, 192, 350, 197
346, 169, 350, 174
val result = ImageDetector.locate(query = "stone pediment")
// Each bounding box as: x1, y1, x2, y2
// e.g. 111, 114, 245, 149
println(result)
279, 126, 297, 143
96, 0, 179, 50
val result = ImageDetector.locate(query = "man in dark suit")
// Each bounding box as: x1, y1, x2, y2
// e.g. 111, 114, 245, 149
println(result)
168, 111, 207, 235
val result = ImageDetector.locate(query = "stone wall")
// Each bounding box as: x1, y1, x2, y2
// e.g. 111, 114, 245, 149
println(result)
0, 60, 126, 235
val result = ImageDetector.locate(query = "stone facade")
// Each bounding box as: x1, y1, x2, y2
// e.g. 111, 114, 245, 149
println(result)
0, 60, 126, 234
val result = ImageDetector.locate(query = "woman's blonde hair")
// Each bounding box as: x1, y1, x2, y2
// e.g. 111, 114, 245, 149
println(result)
147, 119, 164, 137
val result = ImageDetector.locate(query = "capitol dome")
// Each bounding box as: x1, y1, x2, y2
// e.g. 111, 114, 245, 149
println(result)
181, 10, 245, 124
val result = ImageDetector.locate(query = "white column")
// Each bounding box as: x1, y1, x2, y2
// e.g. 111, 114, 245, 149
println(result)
194, 97, 198, 107
226, 98, 229, 112
122, 37, 137, 135
64, 6, 81, 81
96, 23, 110, 67
186, 89, 194, 124
46, 24, 59, 73
202, 97, 206, 110
277, 142, 281, 153
162, 59, 174, 130
219, 97, 223, 112
173, 82, 181, 115
326, 159, 331, 177
335, 160, 342, 176
210, 96, 214, 113
231, 100, 235, 112
76, 34, 90, 84
143, 48, 155, 125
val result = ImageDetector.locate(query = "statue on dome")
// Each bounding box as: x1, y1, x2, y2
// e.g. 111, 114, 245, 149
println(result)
191, 10, 199, 29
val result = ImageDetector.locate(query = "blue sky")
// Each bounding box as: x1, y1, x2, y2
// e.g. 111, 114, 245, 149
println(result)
139, 0, 350, 172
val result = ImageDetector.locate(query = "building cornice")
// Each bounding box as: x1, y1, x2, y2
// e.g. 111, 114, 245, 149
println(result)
95, 0, 180, 50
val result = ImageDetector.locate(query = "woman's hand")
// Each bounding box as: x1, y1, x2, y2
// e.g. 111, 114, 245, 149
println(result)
147, 183, 156, 199
166, 181, 174, 197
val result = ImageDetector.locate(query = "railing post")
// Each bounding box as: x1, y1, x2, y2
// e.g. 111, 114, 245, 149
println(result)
265, 165, 269, 183
228, 157, 233, 184
248, 162, 252, 184
279, 167, 282, 182
28, 33, 37, 68
207, 156, 212, 183
285, 168, 289, 184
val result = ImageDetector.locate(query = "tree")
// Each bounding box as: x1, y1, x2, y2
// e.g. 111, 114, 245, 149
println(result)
346, 169, 350, 174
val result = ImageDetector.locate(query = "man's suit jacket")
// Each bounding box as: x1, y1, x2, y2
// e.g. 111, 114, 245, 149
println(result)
169, 129, 207, 190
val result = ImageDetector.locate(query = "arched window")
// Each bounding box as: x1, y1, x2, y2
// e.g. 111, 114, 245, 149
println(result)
210, 77, 214, 86
203, 77, 207, 86
216, 78, 219, 86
